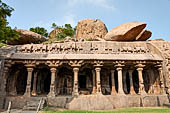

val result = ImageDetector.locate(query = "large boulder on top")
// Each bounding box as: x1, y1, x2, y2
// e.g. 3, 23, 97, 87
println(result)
135, 30, 152, 41
76, 19, 108, 40
7, 29, 46, 45
49, 28, 62, 39
104, 22, 147, 41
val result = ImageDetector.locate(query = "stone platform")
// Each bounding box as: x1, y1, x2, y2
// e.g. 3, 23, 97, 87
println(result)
1, 95, 169, 110
67, 94, 170, 110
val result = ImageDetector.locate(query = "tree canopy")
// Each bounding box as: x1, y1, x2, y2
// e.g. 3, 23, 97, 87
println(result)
29, 27, 48, 37
51, 23, 76, 40
0, 0, 19, 44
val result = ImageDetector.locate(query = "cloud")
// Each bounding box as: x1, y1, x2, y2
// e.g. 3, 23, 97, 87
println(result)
67, 0, 115, 10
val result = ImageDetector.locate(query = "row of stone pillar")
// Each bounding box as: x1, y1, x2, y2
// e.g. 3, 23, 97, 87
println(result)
23, 64, 165, 97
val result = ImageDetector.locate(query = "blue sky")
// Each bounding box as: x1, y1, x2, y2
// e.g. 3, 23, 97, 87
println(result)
3, 0, 170, 40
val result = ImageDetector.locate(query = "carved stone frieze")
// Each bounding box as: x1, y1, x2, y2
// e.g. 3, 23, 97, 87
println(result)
16, 42, 152, 55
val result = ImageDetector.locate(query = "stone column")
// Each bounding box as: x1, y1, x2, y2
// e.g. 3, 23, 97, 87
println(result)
48, 68, 57, 97
158, 67, 165, 94
24, 67, 33, 97
137, 67, 146, 95
123, 70, 127, 94
95, 67, 102, 94
31, 71, 38, 96
92, 70, 96, 94
117, 67, 125, 95
129, 70, 136, 94
1, 67, 9, 96
111, 70, 116, 95
73, 67, 79, 96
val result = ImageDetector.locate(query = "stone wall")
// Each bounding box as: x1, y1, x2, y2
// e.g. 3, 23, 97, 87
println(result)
67, 95, 169, 110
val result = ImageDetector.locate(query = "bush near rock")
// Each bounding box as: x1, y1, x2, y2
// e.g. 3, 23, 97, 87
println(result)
49, 28, 63, 39
76, 19, 108, 40
7, 29, 46, 45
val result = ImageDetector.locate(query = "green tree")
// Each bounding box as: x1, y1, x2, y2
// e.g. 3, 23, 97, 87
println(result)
29, 27, 48, 37
0, 0, 19, 44
51, 23, 75, 40
51, 23, 57, 29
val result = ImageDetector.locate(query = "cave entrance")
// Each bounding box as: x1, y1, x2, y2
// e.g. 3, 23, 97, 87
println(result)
32, 64, 51, 96
7, 64, 27, 96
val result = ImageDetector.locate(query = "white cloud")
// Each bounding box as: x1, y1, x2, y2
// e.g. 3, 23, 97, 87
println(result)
67, 0, 115, 10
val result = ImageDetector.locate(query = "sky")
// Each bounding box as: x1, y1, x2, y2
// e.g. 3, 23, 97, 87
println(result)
3, 0, 170, 41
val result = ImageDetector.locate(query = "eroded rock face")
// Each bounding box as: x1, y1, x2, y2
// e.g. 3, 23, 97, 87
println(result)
76, 19, 108, 40
135, 30, 152, 41
7, 29, 46, 45
49, 28, 62, 39
104, 22, 147, 41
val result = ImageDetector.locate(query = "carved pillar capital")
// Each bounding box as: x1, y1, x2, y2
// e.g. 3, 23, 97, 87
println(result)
69, 60, 84, 67
116, 67, 122, 71
47, 60, 62, 68
95, 67, 101, 72
27, 67, 34, 72
50, 68, 57, 73
136, 67, 143, 71
73, 67, 79, 72
94, 60, 103, 67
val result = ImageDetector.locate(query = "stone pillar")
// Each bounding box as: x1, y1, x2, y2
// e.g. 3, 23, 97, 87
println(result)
117, 67, 125, 95
92, 70, 96, 94
48, 68, 57, 97
95, 67, 102, 94
73, 67, 79, 96
129, 70, 136, 94
158, 67, 165, 94
123, 70, 128, 94
1, 67, 9, 96
137, 67, 146, 95
111, 70, 116, 95
24, 67, 33, 97
31, 71, 38, 96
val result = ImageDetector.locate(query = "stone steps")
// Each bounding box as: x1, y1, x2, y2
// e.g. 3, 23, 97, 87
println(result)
48, 96, 73, 108
23, 97, 46, 110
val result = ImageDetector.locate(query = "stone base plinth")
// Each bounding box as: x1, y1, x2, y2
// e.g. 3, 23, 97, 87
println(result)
67, 94, 169, 110
1, 94, 169, 110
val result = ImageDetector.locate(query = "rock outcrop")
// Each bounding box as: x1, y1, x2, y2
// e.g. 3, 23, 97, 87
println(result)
49, 28, 62, 39
135, 30, 152, 41
150, 38, 164, 41
104, 22, 152, 41
7, 29, 46, 45
76, 19, 108, 40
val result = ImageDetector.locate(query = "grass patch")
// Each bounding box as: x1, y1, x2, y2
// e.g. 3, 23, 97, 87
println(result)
42, 107, 170, 113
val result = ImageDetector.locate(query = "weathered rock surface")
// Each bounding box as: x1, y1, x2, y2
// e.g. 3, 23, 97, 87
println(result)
7, 29, 46, 45
135, 30, 152, 41
76, 19, 108, 40
49, 28, 62, 39
150, 38, 165, 41
104, 22, 147, 41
